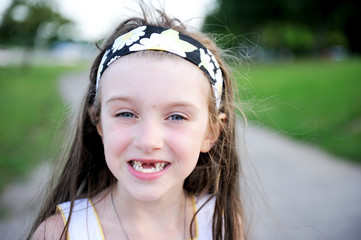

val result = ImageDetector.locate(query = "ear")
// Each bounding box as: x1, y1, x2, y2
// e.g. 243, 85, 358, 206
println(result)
89, 106, 103, 138
96, 122, 103, 138
200, 113, 227, 153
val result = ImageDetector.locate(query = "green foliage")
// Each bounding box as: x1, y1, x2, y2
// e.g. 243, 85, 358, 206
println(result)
260, 22, 315, 53
0, 65, 77, 191
239, 59, 361, 162
203, 0, 361, 53
0, 0, 73, 47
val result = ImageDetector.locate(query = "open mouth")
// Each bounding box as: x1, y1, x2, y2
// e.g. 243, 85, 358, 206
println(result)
129, 160, 170, 173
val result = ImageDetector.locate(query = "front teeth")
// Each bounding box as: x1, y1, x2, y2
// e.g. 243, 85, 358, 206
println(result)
131, 161, 167, 173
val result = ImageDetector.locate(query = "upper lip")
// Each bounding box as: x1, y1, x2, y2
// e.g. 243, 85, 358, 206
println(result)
128, 159, 170, 164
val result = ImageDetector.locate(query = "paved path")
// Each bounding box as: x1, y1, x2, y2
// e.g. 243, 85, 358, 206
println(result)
243, 125, 361, 239
1, 73, 361, 239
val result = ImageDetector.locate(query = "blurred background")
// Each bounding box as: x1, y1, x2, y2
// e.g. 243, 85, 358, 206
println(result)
0, 0, 360, 239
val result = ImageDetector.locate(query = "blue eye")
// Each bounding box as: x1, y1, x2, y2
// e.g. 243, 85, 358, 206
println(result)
168, 114, 185, 121
116, 112, 135, 118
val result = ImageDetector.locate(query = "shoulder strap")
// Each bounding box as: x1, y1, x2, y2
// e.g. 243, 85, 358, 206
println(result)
195, 194, 215, 240
57, 199, 105, 240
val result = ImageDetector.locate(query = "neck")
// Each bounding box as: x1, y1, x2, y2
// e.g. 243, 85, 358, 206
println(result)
110, 183, 190, 240
114, 183, 186, 220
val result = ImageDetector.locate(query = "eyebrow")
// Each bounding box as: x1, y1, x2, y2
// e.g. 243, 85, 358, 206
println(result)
105, 96, 132, 105
105, 96, 200, 112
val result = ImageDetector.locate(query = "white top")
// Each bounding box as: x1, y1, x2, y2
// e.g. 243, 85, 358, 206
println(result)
57, 194, 215, 240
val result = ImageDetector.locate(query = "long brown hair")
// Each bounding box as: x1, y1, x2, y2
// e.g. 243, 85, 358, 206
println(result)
28, 4, 245, 240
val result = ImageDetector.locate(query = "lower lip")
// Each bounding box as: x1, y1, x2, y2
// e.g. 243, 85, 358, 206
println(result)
127, 163, 170, 181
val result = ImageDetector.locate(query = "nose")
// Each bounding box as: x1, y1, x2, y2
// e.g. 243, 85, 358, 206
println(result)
134, 118, 164, 153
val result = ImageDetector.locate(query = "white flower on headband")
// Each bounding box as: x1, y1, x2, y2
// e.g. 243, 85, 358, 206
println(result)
214, 69, 223, 100
210, 51, 220, 69
96, 49, 110, 90
107, 55, 121, 67
198, 48, 215, 79
112, 26, 147, 53
199, 48, 223, 107
129, 29, 197, 57
209, 50, 223, 105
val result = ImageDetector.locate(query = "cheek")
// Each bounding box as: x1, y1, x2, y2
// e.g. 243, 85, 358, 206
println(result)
167, 126, 206, 164
101, 121, 132, 159
101, 124, 134, 179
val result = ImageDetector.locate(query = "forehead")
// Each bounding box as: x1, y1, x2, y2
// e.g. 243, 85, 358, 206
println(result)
99, 53, 211, 107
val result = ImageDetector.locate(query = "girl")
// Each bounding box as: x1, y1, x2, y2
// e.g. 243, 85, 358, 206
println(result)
29, 5, 245, 240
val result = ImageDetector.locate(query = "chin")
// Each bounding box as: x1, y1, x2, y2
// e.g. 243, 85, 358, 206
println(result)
128, 188, 168, 202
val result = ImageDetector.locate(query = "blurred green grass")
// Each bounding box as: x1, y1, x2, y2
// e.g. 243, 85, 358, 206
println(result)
239, 59, 361, 162
0, 64, 85, 191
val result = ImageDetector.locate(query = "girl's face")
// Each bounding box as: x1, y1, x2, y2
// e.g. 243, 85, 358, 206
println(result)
97, 54, 216, 202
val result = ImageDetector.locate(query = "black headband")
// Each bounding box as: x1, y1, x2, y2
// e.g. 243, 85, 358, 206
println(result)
96, 25, 223, 107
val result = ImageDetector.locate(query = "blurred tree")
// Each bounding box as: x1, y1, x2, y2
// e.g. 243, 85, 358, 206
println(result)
203, 0, 361, 54
0, 0, 73, 48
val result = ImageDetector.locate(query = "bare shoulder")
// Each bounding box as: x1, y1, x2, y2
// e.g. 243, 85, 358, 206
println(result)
31, 214, 66, 240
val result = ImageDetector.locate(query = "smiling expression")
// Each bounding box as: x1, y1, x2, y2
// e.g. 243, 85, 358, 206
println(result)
97, 53, 215, 201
